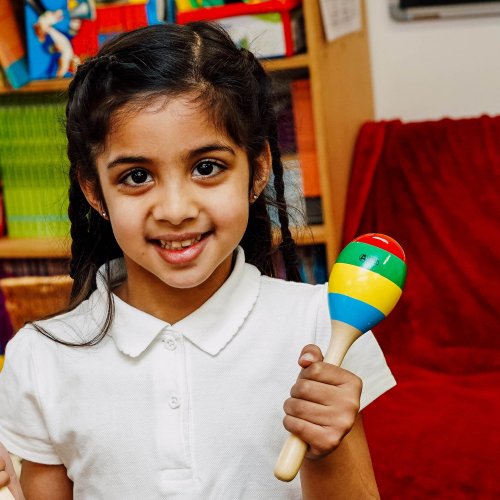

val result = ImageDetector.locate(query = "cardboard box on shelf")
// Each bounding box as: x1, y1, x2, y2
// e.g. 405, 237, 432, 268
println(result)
176, 1, 305, 59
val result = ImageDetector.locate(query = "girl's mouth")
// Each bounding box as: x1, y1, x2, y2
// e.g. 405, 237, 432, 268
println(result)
153, 232, 211, 265
158, 234, 202, 250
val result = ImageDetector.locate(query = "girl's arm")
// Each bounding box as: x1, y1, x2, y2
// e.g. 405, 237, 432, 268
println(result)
20, 462, 72, 500
300, 414, 379, 499
284, 345, 379, 499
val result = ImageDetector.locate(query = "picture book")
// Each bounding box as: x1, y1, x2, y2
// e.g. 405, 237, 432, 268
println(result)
0, 0, 30, 88
24, 1, 161, 80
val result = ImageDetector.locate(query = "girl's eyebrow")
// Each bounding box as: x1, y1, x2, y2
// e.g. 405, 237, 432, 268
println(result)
185, 143, 236, 160
106, 144, 235, 170
106, 156, 151, 170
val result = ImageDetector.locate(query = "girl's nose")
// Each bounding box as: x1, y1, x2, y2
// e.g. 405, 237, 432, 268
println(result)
152, 184, 199, 225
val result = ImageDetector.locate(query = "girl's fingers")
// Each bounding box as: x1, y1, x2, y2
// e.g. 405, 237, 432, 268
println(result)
283, 398, 353, 427
298, 344, 323, 368
0, 470, 9, 488
290, 365, 363, 406
300, 360, 362, 386
282, 414, 347, 458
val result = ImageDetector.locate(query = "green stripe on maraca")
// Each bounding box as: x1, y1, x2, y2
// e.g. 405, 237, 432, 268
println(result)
336, 241, 407, 288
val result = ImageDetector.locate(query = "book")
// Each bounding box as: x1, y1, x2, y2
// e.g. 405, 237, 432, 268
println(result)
291, 79, 321, 198
297, 244, 327, 284
0, 94, 70, 238
73, 0, 162, 60
24, 1, 160, 80
0, 181, 6, 237
25, 0, 97, 79
0, 0, 30, 88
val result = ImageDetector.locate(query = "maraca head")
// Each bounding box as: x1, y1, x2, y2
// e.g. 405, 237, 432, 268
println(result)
328, 233, 407, 333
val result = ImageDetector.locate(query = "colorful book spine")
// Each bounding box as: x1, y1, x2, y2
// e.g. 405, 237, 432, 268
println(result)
0, 0, 30, 88
291, 78, 321, 198
0, 181, 6, 237
297, 244, 327, 284
0, 94, 70, 238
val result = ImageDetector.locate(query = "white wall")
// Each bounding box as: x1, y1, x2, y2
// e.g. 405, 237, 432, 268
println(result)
366, 2, 500, 121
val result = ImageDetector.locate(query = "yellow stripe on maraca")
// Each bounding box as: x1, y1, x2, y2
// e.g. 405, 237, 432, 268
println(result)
328, 262, 403, 316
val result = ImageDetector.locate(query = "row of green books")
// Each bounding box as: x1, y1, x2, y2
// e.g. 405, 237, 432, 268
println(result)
0, 94, 70, 238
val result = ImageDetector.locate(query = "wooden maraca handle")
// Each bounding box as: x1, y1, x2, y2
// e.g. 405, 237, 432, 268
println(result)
274, 322, 362, 482
0, 487, 15, 500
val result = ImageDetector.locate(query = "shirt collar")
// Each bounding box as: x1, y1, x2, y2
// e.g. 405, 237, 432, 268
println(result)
93, 247, 261, 358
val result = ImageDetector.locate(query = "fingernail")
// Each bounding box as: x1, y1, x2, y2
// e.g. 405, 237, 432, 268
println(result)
300, 353, 314, 362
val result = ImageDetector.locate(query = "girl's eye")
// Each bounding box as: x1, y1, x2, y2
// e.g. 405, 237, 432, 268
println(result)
121, 168, 153, 186
193, 160, 225, 178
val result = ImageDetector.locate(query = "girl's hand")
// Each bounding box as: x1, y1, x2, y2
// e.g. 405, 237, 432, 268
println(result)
0, 455, 9, 487
0, 443, 24, 500
283, 344, 363, 460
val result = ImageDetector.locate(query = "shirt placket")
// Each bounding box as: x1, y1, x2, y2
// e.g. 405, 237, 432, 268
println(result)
155, 326, 192, 479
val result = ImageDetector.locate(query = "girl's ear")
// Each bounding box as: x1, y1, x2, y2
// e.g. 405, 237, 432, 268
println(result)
78, 173, 105, 216
251, 142, 272, 201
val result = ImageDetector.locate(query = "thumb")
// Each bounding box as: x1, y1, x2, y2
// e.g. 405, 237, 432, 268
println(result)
298, 344, 324, 368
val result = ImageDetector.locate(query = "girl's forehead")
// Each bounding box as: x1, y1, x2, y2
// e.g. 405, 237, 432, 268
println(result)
101, 93, 241, 159
109, 92, 227, 138
112, 93, 197, 123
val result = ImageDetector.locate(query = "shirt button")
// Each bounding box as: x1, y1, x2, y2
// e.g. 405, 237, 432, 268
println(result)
168, 394, 181, 409
161, 335, 177, 351
164, 338, 177, 351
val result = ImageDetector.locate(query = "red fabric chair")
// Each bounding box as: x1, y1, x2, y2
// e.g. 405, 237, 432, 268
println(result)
344, 117, 500, 498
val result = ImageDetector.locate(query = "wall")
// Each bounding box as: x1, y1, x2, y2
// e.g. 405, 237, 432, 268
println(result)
366, 2, 500, 121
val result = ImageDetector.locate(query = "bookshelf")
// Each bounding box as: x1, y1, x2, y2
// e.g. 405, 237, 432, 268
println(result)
0, 1, 374, 267
0, 238, 70, 259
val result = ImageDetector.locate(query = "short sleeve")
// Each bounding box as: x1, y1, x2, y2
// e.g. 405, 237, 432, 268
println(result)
315, 284, 396, 410
0, 329, 62, 464
341, 332, 396, 410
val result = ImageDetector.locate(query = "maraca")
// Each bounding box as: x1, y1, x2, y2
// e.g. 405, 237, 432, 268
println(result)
274, 233, 407, 482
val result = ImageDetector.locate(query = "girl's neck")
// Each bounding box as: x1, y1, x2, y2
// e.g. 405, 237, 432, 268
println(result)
113, 256, 234, 325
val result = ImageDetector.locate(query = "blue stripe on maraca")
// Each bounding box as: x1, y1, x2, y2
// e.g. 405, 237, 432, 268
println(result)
328, 293, 386, 333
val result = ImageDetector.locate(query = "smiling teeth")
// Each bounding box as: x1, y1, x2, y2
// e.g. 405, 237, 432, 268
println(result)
159, 235, 202, 250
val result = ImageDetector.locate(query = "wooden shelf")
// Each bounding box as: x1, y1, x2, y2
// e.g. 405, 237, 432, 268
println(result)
261, 53, 309, 72
291, 224, 325, 245
0, 225, 324, 259
273, 224, 325, 247
0, 53, 310, 96
0, 238, 70, 259
0, 78, 71, 95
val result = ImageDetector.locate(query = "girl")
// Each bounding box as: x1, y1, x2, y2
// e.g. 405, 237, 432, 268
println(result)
0, 23, 395, 499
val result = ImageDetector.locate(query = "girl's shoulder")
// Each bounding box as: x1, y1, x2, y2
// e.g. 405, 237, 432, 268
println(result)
259, 274, 327, 296
258, 274, 328, 311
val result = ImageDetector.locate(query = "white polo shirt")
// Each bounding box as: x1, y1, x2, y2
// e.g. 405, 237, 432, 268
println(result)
0, 247, 395, 499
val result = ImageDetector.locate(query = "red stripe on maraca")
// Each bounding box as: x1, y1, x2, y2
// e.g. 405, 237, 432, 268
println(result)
353, 233, 406, 262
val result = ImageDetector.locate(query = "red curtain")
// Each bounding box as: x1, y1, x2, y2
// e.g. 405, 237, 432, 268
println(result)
344, 117, 500, 498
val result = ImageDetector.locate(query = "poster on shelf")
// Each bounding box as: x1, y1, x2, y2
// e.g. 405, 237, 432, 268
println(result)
319, 0, 361, 42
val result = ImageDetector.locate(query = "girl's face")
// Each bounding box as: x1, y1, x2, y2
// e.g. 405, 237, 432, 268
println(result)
83, 95, 269, 311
